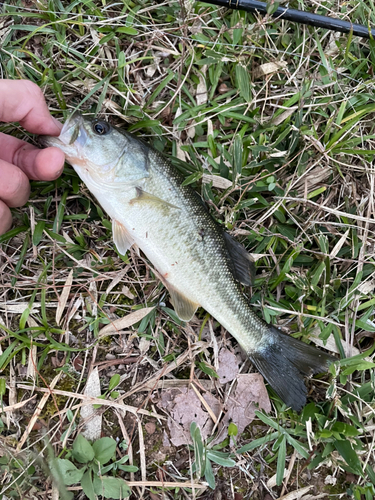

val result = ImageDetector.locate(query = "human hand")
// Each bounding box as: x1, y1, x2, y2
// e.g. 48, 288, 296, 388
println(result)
0, 79, 65, 235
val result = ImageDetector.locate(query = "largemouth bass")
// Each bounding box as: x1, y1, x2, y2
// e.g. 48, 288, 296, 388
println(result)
42, 112, 334, 411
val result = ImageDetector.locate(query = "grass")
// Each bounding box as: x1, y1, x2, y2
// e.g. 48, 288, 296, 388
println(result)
1, 0, 375, 498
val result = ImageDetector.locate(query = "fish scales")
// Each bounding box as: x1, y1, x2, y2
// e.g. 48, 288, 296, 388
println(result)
129, 147, 267, 352
42, 113, 335, 411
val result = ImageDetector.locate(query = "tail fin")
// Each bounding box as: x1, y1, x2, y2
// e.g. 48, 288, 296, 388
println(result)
249, 326, 336, 411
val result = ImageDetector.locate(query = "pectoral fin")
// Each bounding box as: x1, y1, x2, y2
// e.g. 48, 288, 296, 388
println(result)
113, 220, 134, 255
130, 188, 180, 210
223, 231, 256, 286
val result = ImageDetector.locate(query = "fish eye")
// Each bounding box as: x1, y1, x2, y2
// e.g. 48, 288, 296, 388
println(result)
93, 120, 110, 135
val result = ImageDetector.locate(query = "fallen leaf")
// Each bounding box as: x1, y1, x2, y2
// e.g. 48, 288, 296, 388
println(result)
196, 65, 207, 106
105, 268, 129, 294
145, 422, 156, 435
218, 83, 230, 94
149, 493, 161, 500
73, 355, 84, 372
99, 307, 154, 336
357, 279, 375, 295
56, 269, 73, 326
217, 347, 239, 384
0, 302, 41, 314
31, 421, 43, 431
27, 345, 38, 379
158, 387, 221, 446
295, 165, 331, 196
81, 367, 102, 441
276, 485, 313, 500
88, 279, 98, 317
309, 327, 365, 358
121, 285, 135, 299
329, 229, 350, 259
213, 374, 271, 444
267, 468, 288, 488
272, 106, 298, 126
138, 337, 151, 355
254, 61, 287, 78
202, 174, 232, 190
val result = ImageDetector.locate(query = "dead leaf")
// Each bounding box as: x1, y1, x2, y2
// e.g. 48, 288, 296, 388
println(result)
329, 229, 350, 259
218, 83, 230, 94
196, 65, 207, 106
56, 269, 73, 326
309, 327, 368, 359
27, 345, 38, 379
214, 374, 271, 444
73, 355, 84, 372
145, 422, 156, 435
105, 268, 129, 294
0, 302, 41, 314
276, 486, 313, 500
138, 337, 151, 355
121, 285, 135, 299
88, 279, 98, 317
51, 356, 65, 368
99, 307, 154, 336
81, 367, 102, 441
202, 174, 232, 190
149, 493, 161, 500
294, 165, 331, 196
357, 279, 375, 295
158, 387, 221, 446
272, 106, 298, 126
267, 468, 288, 488
217, 347, 239, 384
254, 61, 287, 78
31, 421, 43, 431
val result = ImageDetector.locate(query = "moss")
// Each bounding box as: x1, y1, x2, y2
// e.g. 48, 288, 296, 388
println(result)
40, 373, 79, 418
151, 438, 163, 453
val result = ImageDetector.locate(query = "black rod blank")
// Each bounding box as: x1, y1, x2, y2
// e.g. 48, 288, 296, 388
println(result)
202, 0, 375, 39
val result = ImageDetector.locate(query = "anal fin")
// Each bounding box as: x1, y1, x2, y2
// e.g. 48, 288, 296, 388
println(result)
169, 286, 199, 322
113, 220, 134, 255
154, 269, 199, 321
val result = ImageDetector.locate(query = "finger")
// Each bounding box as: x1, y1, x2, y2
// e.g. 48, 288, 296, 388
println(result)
0, 79, 62, 135
0, 133, 65, 180
0, 160, 31, 208
0, 201, 12, 235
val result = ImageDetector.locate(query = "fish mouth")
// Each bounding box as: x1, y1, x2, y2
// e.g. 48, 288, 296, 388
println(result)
40, 111, 88, 151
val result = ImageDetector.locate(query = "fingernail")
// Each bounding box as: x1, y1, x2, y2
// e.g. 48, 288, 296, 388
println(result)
51, 116, 63, 133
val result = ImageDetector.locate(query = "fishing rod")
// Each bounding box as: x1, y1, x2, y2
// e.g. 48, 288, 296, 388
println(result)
202, 0, 375, 39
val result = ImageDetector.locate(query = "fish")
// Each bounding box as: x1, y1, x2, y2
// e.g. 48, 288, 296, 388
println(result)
41, 112, 335, 411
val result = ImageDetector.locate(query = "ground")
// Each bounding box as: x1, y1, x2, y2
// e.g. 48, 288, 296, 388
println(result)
0, 0, 375, 499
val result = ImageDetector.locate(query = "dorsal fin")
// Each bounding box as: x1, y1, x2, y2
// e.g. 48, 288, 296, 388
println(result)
223, 232, 255, 286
